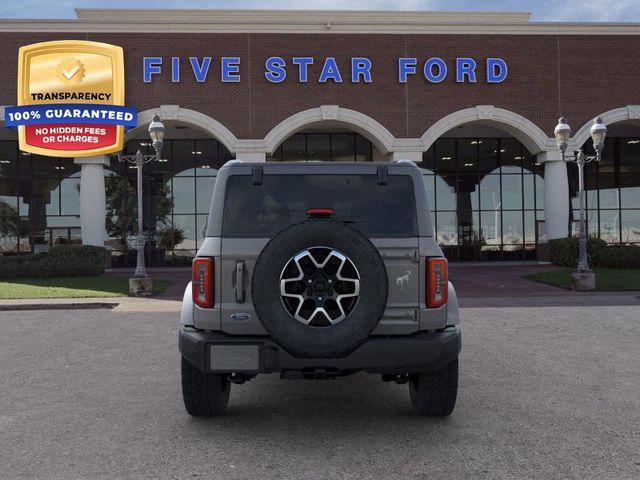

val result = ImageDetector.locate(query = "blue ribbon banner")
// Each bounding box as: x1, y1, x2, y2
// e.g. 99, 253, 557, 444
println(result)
4, 104, 137, 128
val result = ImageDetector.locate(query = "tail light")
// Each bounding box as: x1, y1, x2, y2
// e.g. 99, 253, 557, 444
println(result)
427, 258, 448, 308
192, 257, 214, 308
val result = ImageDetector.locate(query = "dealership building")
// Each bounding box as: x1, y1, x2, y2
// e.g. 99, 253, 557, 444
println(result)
0, 9, 639, 263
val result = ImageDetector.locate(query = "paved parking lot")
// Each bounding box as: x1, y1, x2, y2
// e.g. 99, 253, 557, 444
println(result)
1, 306, 639, 479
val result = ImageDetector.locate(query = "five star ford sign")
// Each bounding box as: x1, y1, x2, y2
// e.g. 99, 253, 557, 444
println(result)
5, 40, 137, 158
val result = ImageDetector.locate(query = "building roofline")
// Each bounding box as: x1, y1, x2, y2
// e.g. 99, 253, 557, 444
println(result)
0, 9, 638, 35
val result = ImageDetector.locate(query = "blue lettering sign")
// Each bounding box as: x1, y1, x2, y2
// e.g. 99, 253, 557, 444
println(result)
456, 58, 477, 83
424, 58, 447, 83
171, 57, 180, 83
319, 57, 342, 83
221, 57, 241, 83
143, 57, 162, 83
487, 58, 508, 83
398, 58, 417, 83
189, 57, 211, 83
292, 57, 314, 82
351, 57, 372, 83
265, 56, 287, 83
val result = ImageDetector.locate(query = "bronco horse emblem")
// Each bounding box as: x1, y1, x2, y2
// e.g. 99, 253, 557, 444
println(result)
395, 270, 412, 287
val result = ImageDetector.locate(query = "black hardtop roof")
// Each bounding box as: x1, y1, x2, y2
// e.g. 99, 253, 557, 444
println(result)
220, 160, 420, 173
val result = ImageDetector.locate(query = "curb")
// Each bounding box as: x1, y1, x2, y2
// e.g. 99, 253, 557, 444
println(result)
0, 302, 119, 312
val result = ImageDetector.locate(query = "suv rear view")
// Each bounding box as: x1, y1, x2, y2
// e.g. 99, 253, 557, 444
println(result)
180, 161, 460, 416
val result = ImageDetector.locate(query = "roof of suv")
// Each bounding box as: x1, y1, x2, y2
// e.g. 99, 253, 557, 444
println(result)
219, 160, 421, 174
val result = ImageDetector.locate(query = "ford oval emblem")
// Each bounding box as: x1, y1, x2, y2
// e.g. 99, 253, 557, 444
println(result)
230, 312, 251, 321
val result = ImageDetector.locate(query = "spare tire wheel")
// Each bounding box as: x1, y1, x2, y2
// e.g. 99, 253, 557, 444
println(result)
251, 219, 388, 358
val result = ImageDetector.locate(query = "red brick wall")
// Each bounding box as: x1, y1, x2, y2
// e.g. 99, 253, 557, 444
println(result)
0, 32, 638, 140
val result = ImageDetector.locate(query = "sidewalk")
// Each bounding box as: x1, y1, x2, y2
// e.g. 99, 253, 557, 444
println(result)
0, 264, 637, 312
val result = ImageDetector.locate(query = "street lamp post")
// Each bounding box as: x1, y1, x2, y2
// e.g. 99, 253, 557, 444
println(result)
553, 116, 607, 289
117, 114, 165, 292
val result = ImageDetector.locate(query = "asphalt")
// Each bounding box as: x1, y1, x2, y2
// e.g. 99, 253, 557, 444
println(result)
1, 306, 639, 479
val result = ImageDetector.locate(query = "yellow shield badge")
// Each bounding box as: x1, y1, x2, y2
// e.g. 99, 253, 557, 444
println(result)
6, 40, 135, 158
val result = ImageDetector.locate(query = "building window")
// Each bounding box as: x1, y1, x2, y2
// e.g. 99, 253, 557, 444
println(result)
418, 137, 543, 261
569, 137, 640, 245
267, 132, 374, 162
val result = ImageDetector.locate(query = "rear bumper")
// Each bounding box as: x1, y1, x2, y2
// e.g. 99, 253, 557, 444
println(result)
179, 327, 461, 375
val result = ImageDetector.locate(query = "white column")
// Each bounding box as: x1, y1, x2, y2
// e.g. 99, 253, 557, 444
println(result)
235, 151, 266, 162
391, 151, 422, 163
74, 155, 109, 246
538, 151, 569, 239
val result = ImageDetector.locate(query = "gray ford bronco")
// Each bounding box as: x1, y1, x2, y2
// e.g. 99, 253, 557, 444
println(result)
179, 160, 461, 417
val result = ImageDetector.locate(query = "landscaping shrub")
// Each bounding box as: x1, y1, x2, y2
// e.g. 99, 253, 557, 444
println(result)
0, 245, 106, 279
550, 237, 640, 268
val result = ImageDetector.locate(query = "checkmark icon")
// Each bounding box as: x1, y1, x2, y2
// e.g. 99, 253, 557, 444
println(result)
62, 64, 80, 79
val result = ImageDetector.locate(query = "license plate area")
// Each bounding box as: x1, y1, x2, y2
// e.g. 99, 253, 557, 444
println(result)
209, 344, 260, 372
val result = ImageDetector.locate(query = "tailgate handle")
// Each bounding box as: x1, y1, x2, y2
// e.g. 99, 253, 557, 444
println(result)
235, 261, 245, 303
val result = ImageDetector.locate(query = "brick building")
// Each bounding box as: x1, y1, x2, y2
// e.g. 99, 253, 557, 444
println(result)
0, 9, 639, 263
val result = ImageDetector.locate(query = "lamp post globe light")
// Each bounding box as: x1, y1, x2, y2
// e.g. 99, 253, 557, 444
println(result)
117, 113, 166, 296
553, 116, 607, 291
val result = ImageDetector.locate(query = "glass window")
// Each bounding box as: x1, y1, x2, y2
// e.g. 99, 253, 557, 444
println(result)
480, 210, 501, 246
173, 140, 195, 176
455, 176, 479, 210
457, 138, 478, 173
477, 139, 498, 174
172, 177, 195, 214
0, 141, 18, 177
196, 176, 216, 214
621, 210, 640, 243
435, 175, 456, 211
500, 138, 523, 174
620, 174, 640, 209
599, 210, 620, 243
434, 139, 456, 176
524, 210, 536, 245
331, 134, 355, 162
355, 134, 372, 162
502, 211, 524, 247
60, 177, 80, 215
523, 174, 536, 210
436, 211, 457, 245
306, 134, 331, 161
31, 155, 59, 178
422, 174, 435, 210
501, 175, 523, 210
282, 134, 306, 162
172, 214, 197, 251
420, 147, 434, 171
222, 174, 418, 237
479, 175, 501, 211
619, 138, 640, 174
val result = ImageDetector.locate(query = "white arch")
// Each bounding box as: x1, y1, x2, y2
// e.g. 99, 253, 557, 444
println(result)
263, 105, 396, 155
420, 105, 552, 154
127, 105, 239, 153
572, 105, 640, 148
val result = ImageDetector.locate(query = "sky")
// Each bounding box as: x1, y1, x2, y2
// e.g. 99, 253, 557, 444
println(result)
0, 0, 639, 22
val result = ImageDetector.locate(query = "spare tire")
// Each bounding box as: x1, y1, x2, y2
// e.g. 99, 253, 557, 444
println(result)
252, 219, 388, 358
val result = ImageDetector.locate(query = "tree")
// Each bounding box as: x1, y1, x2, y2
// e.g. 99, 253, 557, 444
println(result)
105, 176, 173, 252
0, 201, 21, 250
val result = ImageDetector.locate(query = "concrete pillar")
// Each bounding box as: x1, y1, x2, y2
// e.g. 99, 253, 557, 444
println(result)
235, 151, 266, 162
74, 155, 109, 246
538, 151, 569, 240
391, 151, 422, 163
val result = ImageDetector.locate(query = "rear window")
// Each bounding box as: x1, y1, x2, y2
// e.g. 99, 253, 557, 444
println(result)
221, 174, 417, 237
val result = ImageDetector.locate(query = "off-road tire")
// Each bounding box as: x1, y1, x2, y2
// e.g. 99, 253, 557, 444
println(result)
252, 219, 388, 358
408, 357, 458, 416
181, 358, 231, 417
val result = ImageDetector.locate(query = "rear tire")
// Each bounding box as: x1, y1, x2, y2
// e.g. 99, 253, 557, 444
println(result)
181, 358, 230, 417
409, 357, 458, 416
